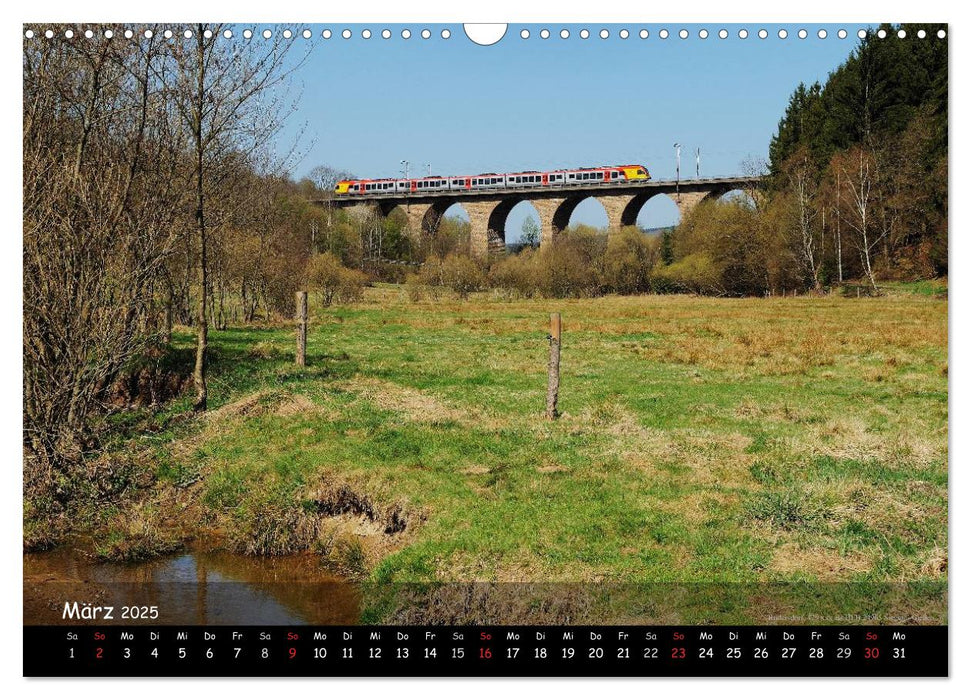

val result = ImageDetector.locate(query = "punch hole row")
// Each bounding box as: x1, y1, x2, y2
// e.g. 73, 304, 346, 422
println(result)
23, 26, 948, 41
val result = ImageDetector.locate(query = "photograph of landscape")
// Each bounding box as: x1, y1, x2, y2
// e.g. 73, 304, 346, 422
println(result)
23, 23, 947, 626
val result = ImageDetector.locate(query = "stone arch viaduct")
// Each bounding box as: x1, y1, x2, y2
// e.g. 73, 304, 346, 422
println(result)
318, 176, 765, 258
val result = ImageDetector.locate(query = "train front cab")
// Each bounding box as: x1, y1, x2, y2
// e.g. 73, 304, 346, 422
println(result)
334, 180, 353, 195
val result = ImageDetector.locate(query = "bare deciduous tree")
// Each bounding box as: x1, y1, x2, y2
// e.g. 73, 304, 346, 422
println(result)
835, 146, 887, 291
169, 23, 307, 411
782, 149, 825, 291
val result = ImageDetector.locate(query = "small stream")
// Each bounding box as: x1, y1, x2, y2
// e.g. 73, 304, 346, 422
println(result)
24, 548, 361, 625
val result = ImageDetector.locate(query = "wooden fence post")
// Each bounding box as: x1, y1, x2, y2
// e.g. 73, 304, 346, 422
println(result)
545, 312, 561, 420
295, 291, 308, 367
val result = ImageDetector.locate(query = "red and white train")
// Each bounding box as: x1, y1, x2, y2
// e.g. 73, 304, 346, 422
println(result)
334, 164, 651, 196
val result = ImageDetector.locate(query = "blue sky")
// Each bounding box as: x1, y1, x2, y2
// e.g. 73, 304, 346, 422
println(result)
282, 24, 861, 239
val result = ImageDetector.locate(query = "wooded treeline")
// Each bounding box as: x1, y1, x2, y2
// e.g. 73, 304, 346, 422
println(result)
766, 22, 948, 286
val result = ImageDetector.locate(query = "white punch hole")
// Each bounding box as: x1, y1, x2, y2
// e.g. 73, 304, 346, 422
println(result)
464, 24, 507, 46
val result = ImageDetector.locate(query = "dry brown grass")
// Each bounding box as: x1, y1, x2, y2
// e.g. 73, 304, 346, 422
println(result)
341, 377, 467, 424
769, 544, 873, 580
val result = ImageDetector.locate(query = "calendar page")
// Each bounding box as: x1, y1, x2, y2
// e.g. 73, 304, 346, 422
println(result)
21, 19, 948, 677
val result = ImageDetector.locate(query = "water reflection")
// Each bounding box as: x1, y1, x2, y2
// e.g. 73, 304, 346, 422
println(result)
24, 549, 361, 625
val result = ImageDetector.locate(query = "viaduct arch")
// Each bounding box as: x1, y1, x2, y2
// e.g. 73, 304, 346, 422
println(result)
322, 176, 763, 258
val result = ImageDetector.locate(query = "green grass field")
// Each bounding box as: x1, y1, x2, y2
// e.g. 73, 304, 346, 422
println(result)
78, 284, 947, 622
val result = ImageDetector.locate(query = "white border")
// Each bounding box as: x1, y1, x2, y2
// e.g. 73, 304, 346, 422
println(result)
3, 1, 963, 698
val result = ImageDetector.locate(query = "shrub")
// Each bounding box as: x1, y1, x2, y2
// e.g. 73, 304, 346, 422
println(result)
602, 227, 660, 294
419, 253, 486, 300
489, 248, 542, 298
403, 272, 441, 302
653, 253, 725, 295
306, 252, 368, 306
